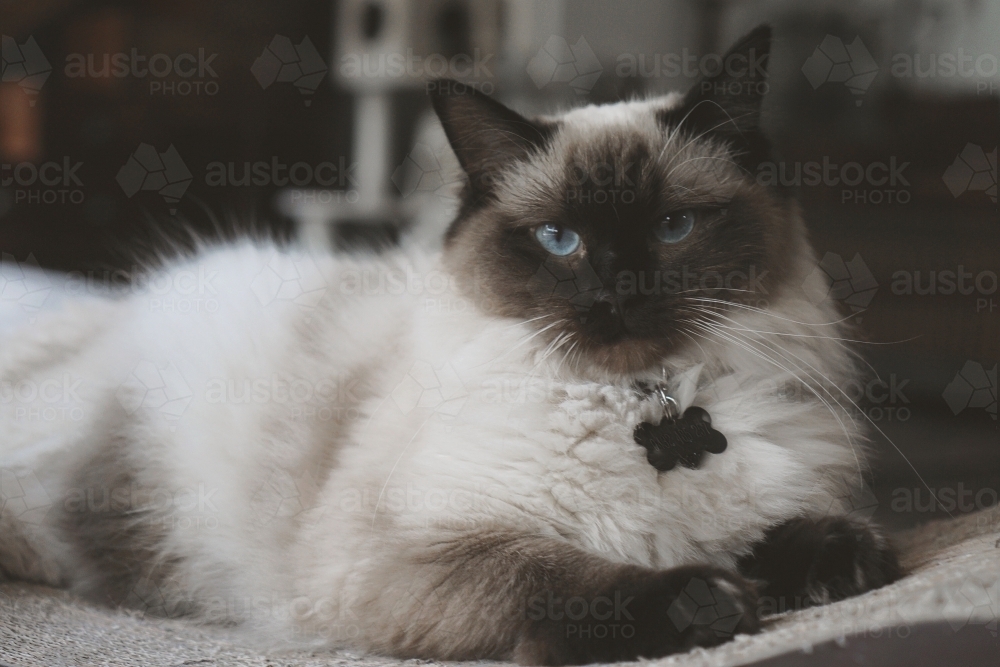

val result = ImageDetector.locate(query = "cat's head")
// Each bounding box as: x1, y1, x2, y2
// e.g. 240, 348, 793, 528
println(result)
433, 26, 806, 376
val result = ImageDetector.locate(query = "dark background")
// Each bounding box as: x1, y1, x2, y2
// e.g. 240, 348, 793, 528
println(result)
1, 0, 997, 529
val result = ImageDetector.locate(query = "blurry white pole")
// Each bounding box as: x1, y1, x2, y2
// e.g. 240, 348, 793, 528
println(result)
290, 91, 392, 252
354, 91, 391, 214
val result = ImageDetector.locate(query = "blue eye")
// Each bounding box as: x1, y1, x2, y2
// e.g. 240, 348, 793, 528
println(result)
655, 209, 696, 243
534, 224, 581, 256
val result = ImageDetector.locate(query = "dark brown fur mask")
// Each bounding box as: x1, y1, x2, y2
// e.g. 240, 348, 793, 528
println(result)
432, 26, 802, 376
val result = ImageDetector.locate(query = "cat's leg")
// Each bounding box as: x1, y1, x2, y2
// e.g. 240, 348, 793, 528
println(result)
0, 450, 73, 588
346, 531, 758, 665
512, 563, 758, 665
0, 465, 67, 588
737, 517, 902, 611
0, 512, 63, 586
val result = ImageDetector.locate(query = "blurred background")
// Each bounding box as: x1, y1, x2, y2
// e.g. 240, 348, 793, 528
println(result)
0, 0, 996, 528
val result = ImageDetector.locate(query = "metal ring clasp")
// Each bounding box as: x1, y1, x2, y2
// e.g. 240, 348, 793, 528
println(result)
654, 387, 680, 420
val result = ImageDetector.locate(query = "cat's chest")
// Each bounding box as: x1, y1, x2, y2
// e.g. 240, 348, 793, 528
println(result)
388, 377, 787, 569
484, 377, 823, 568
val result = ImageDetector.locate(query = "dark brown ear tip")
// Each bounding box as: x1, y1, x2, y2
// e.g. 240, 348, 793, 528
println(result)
743, 24, 772, 41
732, 24, 773, 55
429, 79, 494, 123
429, 79, 466, 124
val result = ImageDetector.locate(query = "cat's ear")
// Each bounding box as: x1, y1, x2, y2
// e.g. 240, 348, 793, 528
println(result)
658, 25, 772, 165
431, 80, 554, 197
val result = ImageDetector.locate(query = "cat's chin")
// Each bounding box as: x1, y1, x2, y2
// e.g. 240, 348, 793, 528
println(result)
572, 336, 679, 378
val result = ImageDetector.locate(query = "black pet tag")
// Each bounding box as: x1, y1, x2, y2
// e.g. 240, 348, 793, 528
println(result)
633, 387, 727, 472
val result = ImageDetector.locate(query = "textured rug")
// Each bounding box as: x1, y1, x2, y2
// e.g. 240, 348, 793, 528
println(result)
1, 506, 997, 667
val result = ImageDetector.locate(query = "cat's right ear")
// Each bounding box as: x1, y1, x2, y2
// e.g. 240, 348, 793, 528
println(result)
430, 80, 553, 198
657, 25, 772, 168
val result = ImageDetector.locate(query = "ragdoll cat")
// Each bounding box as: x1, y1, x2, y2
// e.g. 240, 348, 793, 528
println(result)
1, 26, 900, 664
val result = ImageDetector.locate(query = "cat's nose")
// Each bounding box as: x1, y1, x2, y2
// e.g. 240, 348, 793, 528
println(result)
592, 290, 621, 312
582, 291, 625, 341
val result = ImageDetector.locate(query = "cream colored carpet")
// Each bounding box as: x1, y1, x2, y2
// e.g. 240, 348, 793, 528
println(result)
1, 507, 998, 667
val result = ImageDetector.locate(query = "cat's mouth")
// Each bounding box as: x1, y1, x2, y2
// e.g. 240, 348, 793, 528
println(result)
571, 333, 678, 376
570, 301, 681, 374
580, 299, 626, 343
578, 294, 662, 345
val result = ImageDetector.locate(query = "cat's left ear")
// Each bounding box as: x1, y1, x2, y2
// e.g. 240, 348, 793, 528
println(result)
431, 80, 554, 199
658, 25, 772, 165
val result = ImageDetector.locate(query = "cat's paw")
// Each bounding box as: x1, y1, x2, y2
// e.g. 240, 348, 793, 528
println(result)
741, 517, 902, 609
661, 566, 760, 650
514, 565, 759, 665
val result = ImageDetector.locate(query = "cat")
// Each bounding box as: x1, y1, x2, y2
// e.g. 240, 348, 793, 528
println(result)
0, 25, 901, 665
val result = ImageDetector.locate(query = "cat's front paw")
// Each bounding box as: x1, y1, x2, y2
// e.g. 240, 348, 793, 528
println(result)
514, 565, 759, 665
661, 566, 760, 650
741, 517, 902, 610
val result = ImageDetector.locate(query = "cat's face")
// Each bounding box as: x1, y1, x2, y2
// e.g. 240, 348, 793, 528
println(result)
434, 27, 802, 376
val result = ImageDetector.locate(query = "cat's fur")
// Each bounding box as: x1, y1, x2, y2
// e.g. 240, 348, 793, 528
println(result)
0, 26, 899, 664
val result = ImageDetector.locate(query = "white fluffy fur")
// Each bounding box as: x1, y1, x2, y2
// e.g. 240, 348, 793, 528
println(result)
1, 99, 864, 652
